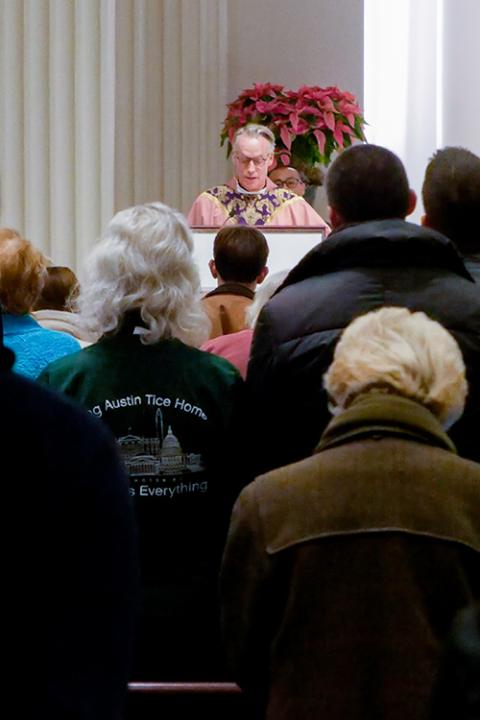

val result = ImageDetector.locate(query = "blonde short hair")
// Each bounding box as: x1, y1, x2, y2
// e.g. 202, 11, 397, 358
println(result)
76, 202, 210, 346
324, 306, 467, 425
0, 229, 47, 314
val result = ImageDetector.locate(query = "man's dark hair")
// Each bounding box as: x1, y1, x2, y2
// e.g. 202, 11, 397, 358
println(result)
213, 226, 269, 282
326, 144, 411, 223
422, 146, 480, 254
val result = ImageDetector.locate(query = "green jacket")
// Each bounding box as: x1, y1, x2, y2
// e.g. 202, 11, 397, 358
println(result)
40, 333, 247, 680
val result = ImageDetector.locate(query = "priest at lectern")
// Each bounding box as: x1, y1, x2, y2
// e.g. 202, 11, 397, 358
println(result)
187, 124, 330, 232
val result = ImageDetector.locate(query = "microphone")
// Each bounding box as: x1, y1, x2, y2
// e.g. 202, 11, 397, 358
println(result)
221, 207, 237, 227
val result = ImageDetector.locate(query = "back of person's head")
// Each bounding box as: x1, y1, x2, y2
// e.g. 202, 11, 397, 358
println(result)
0, 228, 47, 314
246, 269, 289, 327
77, 202, 209, 346
212, 226, 269, 283
233, 124, 276, 153
422, 146, 480, 254
33, 266, 80, 312
324, 306, 467, 428
326, 143, 411, 224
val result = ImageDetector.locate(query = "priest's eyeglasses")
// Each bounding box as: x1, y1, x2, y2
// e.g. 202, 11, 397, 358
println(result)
233, 152, 272, 167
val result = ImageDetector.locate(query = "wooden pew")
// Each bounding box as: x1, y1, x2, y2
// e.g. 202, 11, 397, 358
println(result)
127, 681, 247, 719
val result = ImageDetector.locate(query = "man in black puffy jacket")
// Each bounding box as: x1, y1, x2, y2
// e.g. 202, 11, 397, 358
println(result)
246, 144, 480, 473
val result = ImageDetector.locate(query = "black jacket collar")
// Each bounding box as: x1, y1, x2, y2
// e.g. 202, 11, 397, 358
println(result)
277, 219, 473, 294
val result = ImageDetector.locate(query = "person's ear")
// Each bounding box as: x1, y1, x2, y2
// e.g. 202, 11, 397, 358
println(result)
329, 206, 343, 229
208, 259, 218, 279
267, 154, 275, 171
256, 266, 269, 285
406, 189, 417, 216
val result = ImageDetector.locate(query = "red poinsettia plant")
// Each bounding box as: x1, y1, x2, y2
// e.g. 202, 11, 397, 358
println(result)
221, 83, 366, 184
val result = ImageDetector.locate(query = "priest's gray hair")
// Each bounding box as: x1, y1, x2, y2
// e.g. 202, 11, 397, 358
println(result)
324, 306, 467, 427
76, 202, 210, 346
233, 124, 275, 152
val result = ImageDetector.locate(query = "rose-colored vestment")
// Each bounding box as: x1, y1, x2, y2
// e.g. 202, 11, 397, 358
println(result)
188, 178, 330, 234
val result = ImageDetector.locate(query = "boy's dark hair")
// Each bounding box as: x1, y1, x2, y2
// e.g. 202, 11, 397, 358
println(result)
326, 144, 410, 223
213, 226, 269, 283
422, 147, 480, 254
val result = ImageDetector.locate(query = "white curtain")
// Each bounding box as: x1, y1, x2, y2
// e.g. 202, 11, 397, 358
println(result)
364, 0, 480, 221
0, 0, 228, 270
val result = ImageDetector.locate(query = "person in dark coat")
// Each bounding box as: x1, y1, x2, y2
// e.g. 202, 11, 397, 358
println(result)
421, 146, 480, 283
430, 604, 480, 720
0, 311, 138, 719
221, 307, 480, 720
246, 144, 480, 474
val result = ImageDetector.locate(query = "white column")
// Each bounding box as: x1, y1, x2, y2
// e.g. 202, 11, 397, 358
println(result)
49, 0, 75, 265
74, 0, 101, 267
0, 0, 25, 229
441, 0, 480, 154
24, 0, 50, 248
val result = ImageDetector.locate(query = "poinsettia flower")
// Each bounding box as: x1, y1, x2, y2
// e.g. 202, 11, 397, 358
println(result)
336, 121, 356, 136
333, 123, 345, 147
221, 83, 365, 168
256, 99, 288, 114
323, 112, 335, 131
279, 124, 293, 150
313, 129, 326, 154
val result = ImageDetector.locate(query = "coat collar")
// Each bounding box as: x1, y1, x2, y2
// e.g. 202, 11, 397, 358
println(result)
316, 394, 456, 455
276, 219, 473, 294
204, 282, 255, 300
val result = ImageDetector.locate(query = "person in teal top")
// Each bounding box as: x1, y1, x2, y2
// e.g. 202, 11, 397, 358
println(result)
0, 228, 81, 378
39, 201, 248, 681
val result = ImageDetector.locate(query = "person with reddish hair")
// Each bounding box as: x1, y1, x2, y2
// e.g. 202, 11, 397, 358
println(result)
0, 229, 80, 378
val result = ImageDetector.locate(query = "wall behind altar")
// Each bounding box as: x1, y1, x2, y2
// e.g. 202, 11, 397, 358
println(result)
227, 0, 364, 219
228, 0, 363, 105
0, 0, 363, 269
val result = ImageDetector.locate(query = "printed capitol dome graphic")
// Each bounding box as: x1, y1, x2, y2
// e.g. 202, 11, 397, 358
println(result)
117, 406, 204, 477
160, 426, 184, 473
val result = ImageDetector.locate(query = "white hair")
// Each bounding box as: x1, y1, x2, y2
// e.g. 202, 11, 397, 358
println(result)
246, 270, 290, 328
323, 306, 467, 427
77, 202, 210, 346
233, 124, 275, 153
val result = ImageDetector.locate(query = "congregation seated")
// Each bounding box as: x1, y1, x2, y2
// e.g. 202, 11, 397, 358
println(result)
201, 269, 289, 379
0, 228, 81, 378
32, 265, 95, 346
38, 201, 248, 681
221, 306, 480, 720
202, 225, 269, 339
